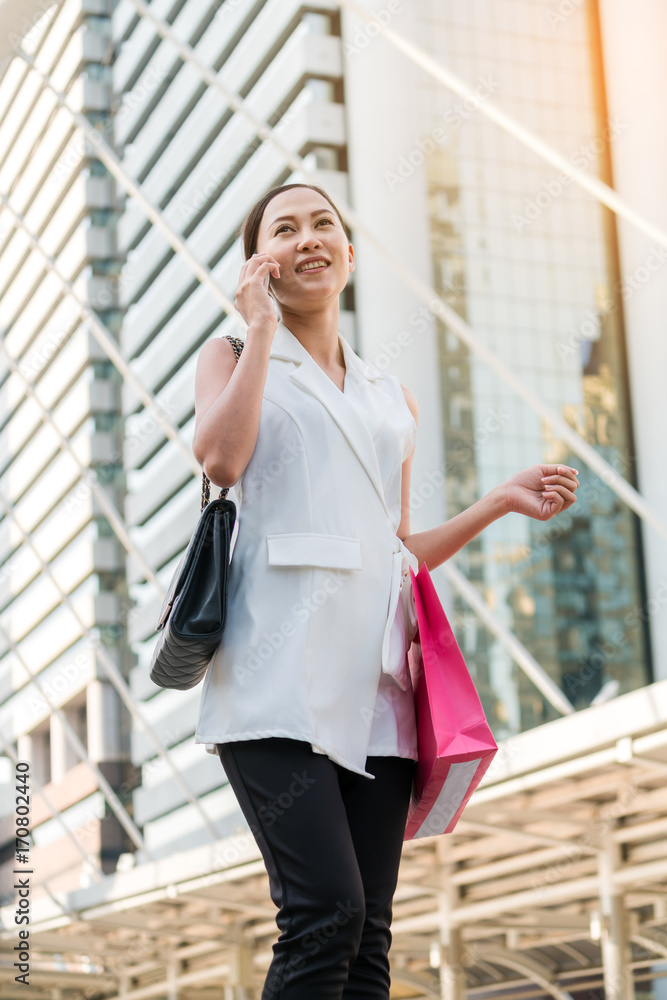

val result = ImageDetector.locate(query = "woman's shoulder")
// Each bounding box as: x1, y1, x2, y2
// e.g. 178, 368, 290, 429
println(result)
375, 371, 418, 426
198, 335, 242, 361
222, 335, 245, 355
399, 383, 418, 424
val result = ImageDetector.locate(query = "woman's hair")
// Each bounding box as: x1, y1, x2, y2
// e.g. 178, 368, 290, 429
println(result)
241, 183, 351, 259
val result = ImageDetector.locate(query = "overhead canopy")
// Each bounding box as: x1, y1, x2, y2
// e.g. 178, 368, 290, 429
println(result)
2, 680, 666, 1000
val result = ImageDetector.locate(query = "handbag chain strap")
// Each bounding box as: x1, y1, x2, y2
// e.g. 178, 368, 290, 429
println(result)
200, 335, 245, 512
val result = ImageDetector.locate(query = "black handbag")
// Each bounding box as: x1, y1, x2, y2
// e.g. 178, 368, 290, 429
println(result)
149, 336, 244, 690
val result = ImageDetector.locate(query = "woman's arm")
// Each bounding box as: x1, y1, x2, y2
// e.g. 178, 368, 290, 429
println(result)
193, 329, 273, 487
401, 488, 506, 569
395, 384, 418, 540
396, 387, 579, 570
192, 252, 280, 487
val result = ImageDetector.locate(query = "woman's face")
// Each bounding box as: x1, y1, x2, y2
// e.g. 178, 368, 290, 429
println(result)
254, 188, 354, 313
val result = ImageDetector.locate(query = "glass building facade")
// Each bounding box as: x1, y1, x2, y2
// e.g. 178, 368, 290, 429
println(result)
417, 0, 649, 738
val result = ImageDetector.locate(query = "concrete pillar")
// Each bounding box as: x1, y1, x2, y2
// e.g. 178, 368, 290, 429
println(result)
86, 681, 121, 761
341, 0, 446, 533
598, 835, 634, 1000
598, 0, 667, 681
17, 731, 50, 786
436, 840, 466, 1000
49, 712, 77, 785
440, 921, 465, 1000
229, 941, 254, 988
166, 961, 179, 1000
36, 730, 51, 784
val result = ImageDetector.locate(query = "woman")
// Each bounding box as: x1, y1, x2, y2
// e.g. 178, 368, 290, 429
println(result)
192, 183, 578, 999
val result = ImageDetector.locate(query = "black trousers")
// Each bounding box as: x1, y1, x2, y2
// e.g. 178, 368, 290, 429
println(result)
218, 738, 415, 999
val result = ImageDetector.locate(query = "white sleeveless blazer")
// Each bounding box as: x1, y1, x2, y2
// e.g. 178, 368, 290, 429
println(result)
195, 321, 419, 778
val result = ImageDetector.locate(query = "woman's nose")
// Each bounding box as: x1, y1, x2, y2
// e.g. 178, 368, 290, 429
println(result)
297, 231, 322, 251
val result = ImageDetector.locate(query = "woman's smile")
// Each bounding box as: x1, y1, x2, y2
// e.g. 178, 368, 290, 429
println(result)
295, 257, 331, 274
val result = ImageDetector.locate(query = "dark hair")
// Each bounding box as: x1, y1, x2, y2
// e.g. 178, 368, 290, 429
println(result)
241, 183, 351, 259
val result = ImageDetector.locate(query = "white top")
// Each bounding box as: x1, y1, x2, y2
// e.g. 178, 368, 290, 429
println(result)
195, 322, 419, 777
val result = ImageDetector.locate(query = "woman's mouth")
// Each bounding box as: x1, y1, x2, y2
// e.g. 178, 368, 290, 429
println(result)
296, 259, 330, 273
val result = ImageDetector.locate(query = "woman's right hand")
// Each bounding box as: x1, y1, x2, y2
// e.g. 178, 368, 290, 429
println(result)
234, 252, 280, 335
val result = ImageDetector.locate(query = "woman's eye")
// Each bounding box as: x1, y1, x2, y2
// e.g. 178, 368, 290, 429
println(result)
274, 218, 332, 234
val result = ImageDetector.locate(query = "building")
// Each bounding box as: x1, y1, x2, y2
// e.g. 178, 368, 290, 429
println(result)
1, 0, 666, 997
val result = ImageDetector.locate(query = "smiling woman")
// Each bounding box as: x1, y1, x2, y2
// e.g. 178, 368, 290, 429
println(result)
192, 185, 360, 482
237, 184, 356, 385
188, 182, 579, 999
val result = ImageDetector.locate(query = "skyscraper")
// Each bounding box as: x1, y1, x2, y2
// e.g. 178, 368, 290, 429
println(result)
1, 2, 666, 996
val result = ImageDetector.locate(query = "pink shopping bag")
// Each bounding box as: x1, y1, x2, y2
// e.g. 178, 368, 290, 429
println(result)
404, 562, 498, 840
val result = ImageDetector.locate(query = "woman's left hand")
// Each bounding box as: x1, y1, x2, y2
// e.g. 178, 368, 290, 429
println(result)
500, 464, 580, 521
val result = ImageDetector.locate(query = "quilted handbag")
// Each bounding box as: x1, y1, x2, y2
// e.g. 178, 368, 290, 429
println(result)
149, 336, 244, 690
